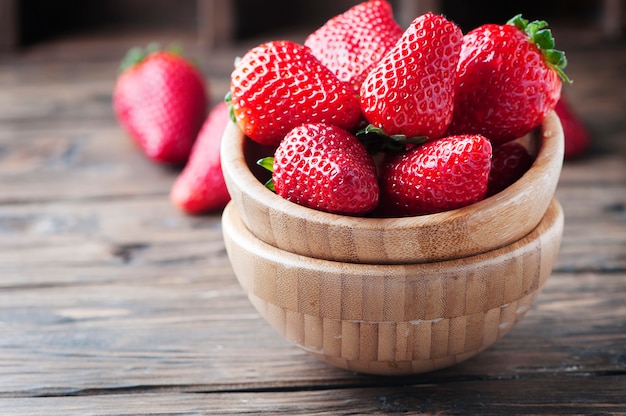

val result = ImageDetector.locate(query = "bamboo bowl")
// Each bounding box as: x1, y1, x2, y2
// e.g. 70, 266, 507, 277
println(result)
220, 111, 564, 264
222, 198, 564, 376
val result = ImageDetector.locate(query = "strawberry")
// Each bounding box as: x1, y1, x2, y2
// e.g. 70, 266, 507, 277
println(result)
113, 44, 208, 164
359, 12, 463, 140
304, 0, 403, 92
170, 101, 231, 214
487, 141, 534, 196
555, 92, 591, 159
260, 123, 379, 216
228, 40, 362, 147
378, 134, 492, 216
446, 15, 569, 145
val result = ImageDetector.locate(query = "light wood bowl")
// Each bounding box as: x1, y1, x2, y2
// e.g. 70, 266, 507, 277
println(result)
220, 111, 564, 264
222, 198, 563, 376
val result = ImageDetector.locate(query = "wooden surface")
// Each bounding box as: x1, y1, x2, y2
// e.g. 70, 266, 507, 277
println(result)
0, 24, 625, 414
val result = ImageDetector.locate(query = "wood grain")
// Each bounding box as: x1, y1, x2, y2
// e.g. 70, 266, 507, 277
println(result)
2, 376, 626, 416
222, 199, 564, 375
0, 19, 624, 415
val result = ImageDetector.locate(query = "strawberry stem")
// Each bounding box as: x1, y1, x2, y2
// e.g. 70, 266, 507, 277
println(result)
356, 124, 428, 154
507, 14, 572, 84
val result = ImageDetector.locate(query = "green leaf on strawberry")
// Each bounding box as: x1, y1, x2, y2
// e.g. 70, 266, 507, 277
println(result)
507, 14, 571, 84
256, 157, 276, 192
224, 90, 237, 124
118, 43, 183, 73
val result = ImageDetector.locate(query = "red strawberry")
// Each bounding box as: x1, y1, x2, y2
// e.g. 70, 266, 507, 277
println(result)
487, 141, 534, 196
265, 123, 379, 216
378, 134, 492, 216
359, 12, 463, 140
447, 15, 569, 145
228, 40, 362, 147
113, 44, 208, 164
555, 92, 591, 159
170, 101, 231, 214
304, 0, 403, 92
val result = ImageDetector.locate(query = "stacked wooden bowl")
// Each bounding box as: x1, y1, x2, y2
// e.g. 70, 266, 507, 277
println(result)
221, 111, 565, 375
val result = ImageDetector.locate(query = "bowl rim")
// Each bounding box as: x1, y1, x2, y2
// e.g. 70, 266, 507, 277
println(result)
223, 197, 564, 276
221, 111, 564, 264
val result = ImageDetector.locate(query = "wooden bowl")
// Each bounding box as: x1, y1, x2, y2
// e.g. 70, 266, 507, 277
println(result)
221, 111, 564, 264
222, 198, 564, 376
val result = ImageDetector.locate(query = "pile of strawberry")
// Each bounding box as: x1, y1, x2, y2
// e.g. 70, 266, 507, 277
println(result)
228, 0, 571, 217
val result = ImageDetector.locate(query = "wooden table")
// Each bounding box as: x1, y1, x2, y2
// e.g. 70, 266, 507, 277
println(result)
0, 26, 625, 415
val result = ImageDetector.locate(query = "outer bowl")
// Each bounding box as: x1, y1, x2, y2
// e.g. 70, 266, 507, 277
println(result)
222, 198, 564, 376
221, 111, 564, 264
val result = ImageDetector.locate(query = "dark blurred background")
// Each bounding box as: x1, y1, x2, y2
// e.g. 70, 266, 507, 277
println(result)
1, 0, 623, 160
1, 0, 621, 51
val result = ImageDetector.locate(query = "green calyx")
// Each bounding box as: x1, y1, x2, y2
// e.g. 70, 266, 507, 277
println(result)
356, 124, 428, 154
224, 91, 237, 124
507, 14, 572, 84
118, 42, 183, 73
224, 57, 243, 124
256, 157, 275, 192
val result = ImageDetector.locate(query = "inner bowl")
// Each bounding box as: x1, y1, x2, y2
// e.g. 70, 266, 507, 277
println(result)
222, 198, 564, 376
221, 111, 564, 264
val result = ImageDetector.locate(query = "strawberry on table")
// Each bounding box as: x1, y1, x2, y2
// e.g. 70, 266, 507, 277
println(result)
170, 101, 231, 215
228, 40, 362, 147
260, 123, 379, 216
447, 15, 570, 145
304, 0, 403, 92
113, 44, 208, 164
378, 134, 492, 216
555, 92, 591, 159
487, 141, 534, 196
359, 12, 463, 140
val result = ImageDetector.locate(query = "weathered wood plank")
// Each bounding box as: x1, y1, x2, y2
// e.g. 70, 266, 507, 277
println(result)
0, 196, 622, 270
0, 183, 622, 287
1, 375, 625, 415
555, 174, 626, 272
1, 269, 624, 395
